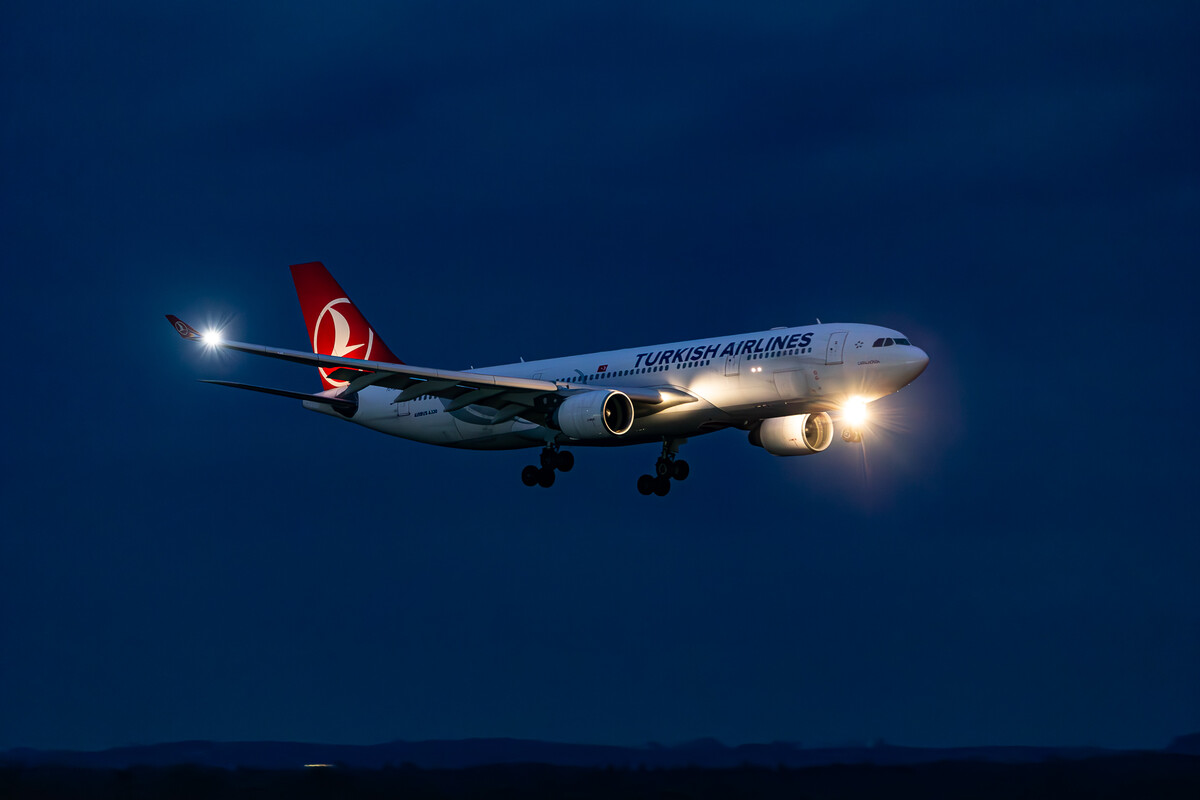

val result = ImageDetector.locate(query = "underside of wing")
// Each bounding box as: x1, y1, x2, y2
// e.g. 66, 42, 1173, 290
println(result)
167, 316, 694, 424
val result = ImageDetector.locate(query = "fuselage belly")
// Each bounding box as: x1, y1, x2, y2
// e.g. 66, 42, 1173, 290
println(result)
311, 323, 929, 451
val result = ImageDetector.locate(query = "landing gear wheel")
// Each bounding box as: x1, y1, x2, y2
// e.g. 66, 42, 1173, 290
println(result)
541, 446, 574, 473
521, 465, 540, 486
841, 428, 862, 443
537, 467, 556, 488
639, 438, 689, 496
672, 460, 690, 481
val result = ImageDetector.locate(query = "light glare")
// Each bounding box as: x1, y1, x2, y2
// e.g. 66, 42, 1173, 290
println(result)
202, 328, 223, 346
843, 397, 869, 427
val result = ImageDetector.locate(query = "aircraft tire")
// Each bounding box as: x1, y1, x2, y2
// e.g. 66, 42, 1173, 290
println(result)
637, 474, 656, 495
537, 467, 556, 488
672, 460, 690, 481
556, 450, 575, 472
655, 459, 671, 477
521, 465, 540, 486
653, 476, 671, 496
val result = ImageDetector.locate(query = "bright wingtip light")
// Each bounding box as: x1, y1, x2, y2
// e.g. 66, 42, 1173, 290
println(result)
202, 328, 223, 346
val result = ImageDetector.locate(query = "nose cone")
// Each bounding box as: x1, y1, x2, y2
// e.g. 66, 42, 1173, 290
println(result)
903, 347, 930, 384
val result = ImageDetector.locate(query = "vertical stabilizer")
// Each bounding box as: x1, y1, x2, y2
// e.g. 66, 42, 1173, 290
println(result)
290, 261, 403, 391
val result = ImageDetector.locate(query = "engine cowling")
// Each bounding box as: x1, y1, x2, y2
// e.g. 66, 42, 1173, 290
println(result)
749, 412, 834, 456
554, 390, 635, 439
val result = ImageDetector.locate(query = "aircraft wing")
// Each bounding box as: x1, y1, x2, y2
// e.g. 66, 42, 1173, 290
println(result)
167, 316, 694, 423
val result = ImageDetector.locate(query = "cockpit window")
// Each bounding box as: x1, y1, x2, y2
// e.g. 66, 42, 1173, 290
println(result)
872, 338, 884, 347
894, 338, 911, 346
884, 337, 894, 346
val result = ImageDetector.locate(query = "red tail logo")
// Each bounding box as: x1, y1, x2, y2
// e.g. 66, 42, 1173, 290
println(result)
290, 262, 402, 390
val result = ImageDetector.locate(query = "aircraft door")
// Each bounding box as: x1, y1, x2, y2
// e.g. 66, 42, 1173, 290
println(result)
825, 331, 848, 365
725, 353, 741, 377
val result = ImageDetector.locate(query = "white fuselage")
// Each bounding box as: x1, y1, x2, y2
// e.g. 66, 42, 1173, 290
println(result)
304, 323, 929, 450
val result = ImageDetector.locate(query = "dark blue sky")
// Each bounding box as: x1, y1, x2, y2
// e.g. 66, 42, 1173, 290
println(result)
3, 2, 1198, 751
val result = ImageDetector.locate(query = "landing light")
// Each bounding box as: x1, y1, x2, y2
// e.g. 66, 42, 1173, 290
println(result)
202, 328, 223, 346
843, 397, 869, 427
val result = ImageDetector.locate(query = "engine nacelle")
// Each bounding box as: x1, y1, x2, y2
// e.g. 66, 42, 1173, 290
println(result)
749, 412, 834, 456
554, 390, 635, 440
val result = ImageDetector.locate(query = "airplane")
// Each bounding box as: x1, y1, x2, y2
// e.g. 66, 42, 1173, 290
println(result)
167, 261, 929, 495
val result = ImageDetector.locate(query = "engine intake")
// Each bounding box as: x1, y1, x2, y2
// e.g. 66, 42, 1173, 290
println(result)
749, 412, 833, 456
554, 390, 634, 439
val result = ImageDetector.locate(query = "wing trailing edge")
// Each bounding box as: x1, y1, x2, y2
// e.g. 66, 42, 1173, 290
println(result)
166, 315, 694, 419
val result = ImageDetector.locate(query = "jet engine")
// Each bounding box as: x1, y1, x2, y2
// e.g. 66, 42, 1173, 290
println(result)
749, 412, 833, 456
554, 390, 635, 439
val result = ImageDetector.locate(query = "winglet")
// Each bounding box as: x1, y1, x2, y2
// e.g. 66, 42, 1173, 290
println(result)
166, 315, 203, 341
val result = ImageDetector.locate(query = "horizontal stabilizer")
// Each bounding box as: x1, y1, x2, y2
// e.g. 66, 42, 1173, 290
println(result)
199, 380, 357, 410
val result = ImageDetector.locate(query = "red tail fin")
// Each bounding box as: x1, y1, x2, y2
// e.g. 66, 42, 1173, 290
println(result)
290, 262, 403, 390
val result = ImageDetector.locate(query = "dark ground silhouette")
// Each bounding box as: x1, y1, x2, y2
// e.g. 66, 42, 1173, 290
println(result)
4, 754, 1200, 800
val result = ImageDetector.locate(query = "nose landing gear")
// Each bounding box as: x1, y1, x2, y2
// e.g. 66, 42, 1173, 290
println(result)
637, 439, 689, 496
521, 445, 574, 488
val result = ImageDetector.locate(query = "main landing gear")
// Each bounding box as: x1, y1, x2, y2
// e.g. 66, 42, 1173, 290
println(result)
520, 440, 691, 496
521, 444, 574, 488
637, 439, 689, 497
841, 427, 863, 443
